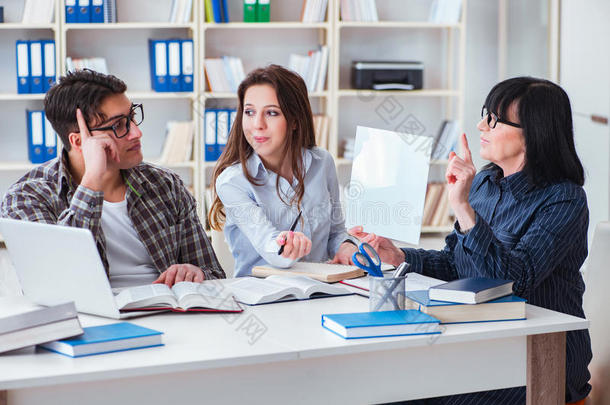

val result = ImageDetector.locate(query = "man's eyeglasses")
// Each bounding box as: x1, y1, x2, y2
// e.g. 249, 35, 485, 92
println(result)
89, 104, 144, 139
481, 106, 522, 129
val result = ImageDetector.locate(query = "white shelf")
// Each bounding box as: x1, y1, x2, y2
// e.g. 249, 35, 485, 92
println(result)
203, 22, 329, 30
0, 162, 37, 171
0, 23, 56, 30
62, 22, 195, 31
204, 161, 217, 169
203, 91, 329, 99
338, 21, 463, 29
0, 93, 46, 101
338, 89, 460, 97
126, 91, 195, 100
421, 225, 454, 233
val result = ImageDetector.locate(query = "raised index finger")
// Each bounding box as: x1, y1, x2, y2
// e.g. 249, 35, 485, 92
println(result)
460, 133, 473, 163
75, 108, 91, 137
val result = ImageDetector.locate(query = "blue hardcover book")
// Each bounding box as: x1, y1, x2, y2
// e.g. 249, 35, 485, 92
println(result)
16, 40, 31, 94
27, 110, 46, 164
428, 277, 514, 304
77, 0, 91, 23
321, 310, 441, 339
29, 41, 44, 93
211, 0, 223, 23
167, 39, 182, 92
406, 290, 526, 324
221, 0, 229, 22
39, 322, 163, 357
180, 39, 194, 92
204, 109, 217, 162
42, 40, 56, 92
90, 0, 104, 23
65, 0, 78, 23
149, 39, 169, 92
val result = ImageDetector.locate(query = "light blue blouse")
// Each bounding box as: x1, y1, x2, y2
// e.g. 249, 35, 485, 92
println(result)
216, 147, 353, 277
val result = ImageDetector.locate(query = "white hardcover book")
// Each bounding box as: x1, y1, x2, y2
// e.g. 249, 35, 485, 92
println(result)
318, 0, 328, 22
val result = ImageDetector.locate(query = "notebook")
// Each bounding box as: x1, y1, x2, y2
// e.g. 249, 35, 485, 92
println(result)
252, 261, 371, 282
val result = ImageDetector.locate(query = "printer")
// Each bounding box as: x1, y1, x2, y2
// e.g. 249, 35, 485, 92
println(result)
351, 61, 424, 91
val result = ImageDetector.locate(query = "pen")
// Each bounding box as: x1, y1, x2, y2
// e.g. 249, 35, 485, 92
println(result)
278, 210, 302, 255
373, 262, 411, 311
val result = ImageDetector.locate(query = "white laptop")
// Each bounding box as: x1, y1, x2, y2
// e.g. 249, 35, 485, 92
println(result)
0, 218, 152, 319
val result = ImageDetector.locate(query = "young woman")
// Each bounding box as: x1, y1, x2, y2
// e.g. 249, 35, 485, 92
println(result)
208, 65, 357, 277
351, 77, 592, 405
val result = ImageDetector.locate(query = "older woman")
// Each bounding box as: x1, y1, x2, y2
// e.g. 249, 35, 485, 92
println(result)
352, 77, 591, 405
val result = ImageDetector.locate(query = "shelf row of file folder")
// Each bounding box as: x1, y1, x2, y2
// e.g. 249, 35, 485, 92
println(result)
16, 40, 56, 94
205, 109, 236, 161
27, 110, 58, 164
148, 39, 194, 93
65, 0, 117, 23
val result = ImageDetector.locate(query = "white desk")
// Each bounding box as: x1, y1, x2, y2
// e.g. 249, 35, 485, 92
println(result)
0, 295, 587, 405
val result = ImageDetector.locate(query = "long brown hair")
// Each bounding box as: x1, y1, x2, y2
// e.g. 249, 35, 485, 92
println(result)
208, 64, 316, 231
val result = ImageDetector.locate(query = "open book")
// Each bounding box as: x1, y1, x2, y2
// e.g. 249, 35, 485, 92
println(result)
114, 281, 242, 313
227, 275, 353, 305
252, 261, 392, 283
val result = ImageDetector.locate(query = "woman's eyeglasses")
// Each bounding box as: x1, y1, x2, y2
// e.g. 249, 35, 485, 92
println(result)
481, 106, 522, 129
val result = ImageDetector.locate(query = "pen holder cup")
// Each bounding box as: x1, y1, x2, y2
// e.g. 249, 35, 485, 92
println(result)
369, 276, 407, 312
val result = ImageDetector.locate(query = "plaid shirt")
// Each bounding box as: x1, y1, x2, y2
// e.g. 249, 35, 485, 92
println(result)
1, 152, 225, 280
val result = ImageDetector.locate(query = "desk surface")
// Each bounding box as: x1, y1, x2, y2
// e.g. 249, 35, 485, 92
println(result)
0, 295, 588, 390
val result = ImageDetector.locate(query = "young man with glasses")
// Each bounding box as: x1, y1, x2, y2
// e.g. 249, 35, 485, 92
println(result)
1, 70, 225, 287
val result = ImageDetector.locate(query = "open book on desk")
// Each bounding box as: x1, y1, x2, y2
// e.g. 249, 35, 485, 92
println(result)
114, 281, 243, 313
227, 275, 353, 305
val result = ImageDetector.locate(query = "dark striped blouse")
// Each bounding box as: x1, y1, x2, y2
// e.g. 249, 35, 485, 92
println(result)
401, 168, 592, 404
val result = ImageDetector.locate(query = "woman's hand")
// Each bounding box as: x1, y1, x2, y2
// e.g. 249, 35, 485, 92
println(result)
276, 231, 312, 261
446, 134, 477, 232
329, 242, 358, 265
348, 226, 405, 267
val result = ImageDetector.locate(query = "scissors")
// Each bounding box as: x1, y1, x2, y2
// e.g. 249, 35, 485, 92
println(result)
352, 242, 384, 277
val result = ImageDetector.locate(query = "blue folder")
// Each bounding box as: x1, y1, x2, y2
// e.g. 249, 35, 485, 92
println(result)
65, 0, 78, 23
211, 0, 223, 23
204, 109, 217, 162
29, 41, 44, 94
27, 110, 46, 164
77, 0, 91, 23
149, 39, 169, 92
221, 0, 229, 22
42, 40, 56, 92
44, 114, 57, 161
180, 39, 194, 92
16, 40, 31, 94
91, 0, 104, 23
167, 39, 182, 92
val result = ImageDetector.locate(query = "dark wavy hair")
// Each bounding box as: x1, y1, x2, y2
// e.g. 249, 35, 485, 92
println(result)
44, 69, 127, 151
208, 64, 316, 231
483, 77, 584, 186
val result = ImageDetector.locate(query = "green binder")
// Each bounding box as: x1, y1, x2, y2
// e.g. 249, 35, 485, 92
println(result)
244, 0, 257, 22
204, 0, 214, 22
257, 0, 270, 22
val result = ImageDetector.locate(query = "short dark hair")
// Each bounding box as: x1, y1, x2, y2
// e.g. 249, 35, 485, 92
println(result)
483, 76, 585, 186
44, 69, 127, 151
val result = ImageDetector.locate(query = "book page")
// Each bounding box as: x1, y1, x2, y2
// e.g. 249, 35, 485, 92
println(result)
115, 284, 177, 310
171, 281, 241, 311
227, 277, 300, 304
266, 275, 351, 297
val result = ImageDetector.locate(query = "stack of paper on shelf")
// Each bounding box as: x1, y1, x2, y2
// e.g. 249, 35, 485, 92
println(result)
288, 45, 329, 92
40, 322, 163, 357
406, 290, 526, 324
0, 296, 82, 354
65, 57, 109, 74
204, 56, 245, 93
428, 0, 462, 24
431, 120, 460, 160
158, 120, 194, 165
22, 0, 55, 23
169, 0, 193, 23
339, 0, 378, 22
313, 114, 330, 150
301, 0, 329, 22
227, 275, 352, 305
322, 309, 441, 339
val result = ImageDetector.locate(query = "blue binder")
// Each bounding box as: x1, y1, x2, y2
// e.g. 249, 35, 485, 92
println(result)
90, 0, 104, 23
42, 40, 56, 92
167, 39, 182, 92
180, 39, 194, 92
204, 109, 217, 162
77, 0, 91, 23
211, 0, 223, 23
44, 114, 58, 161
16, 40, 31, 94
27, 110, 46, 164
29, 41, 44, 94
148, 39, 168, 92
65, 0, 78, 23
221, 0, 229, 22
216, 109, 229, 160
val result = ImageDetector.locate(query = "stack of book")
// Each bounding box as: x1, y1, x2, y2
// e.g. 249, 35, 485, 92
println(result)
65, 0, 114, 23
204, 57, 245, 93
204, 0, 230, 23
0, 297, 82, 354
157, 121, 194, 165
149, 39, 194, 92
21, 0, 55, 23
428, 0, 462, 24
313, 114, 330, 150
301, 0, 329, 23
339, 0, 378, 22
65, 57, 108, 74
243, 0, 270, 23
421, 183, 452, 227
16, 40, 56, 94
169, 0, 193, 23
26, 109, 58, 164
288, 45, 329, 93
431, 120, 460, 160
204, 108, 237, 161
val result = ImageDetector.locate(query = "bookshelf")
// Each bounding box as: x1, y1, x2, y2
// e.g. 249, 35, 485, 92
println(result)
0, 0, 464, 237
